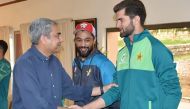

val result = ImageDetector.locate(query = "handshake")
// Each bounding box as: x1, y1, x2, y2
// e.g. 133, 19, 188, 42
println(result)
57, 106, 82, 109
58, 83, 118, 109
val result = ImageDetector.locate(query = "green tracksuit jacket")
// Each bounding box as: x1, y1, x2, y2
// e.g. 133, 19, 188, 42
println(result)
102, 29, 182, 109
0, 58, 11, 109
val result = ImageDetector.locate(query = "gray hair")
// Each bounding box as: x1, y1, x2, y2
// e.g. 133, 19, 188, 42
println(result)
28, 18, 57, 44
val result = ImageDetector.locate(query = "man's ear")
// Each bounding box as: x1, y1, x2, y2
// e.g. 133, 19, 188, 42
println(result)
40, 35, 47, 44
133, 16, 140, 25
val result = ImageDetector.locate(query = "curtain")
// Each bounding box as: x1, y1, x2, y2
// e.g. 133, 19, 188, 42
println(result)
55, 18, 75, 77
20, 23, 31, 54
0, 26, 12, 61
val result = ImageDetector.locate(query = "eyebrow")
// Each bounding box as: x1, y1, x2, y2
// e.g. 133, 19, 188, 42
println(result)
117, 18, 122, 21
75, 37, 93, 40
57, 32, 61, 35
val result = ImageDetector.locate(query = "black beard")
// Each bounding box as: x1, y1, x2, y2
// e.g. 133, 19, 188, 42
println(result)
120, 28, 134, 38
76, 46, 93, 58
120, 20, 135, 38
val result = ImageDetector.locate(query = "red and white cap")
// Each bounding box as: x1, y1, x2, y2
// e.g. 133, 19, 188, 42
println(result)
74, 22, 96, 37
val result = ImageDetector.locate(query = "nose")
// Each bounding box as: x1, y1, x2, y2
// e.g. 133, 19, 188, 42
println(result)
81, 40, 86, 46
59, 36, 64, 43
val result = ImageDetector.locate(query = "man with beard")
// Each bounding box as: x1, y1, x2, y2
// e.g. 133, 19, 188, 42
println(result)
69, 0, 182, 109
72, 22, 119, 109
13, 18, 116, 109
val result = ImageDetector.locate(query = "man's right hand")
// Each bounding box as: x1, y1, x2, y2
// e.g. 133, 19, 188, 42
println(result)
103, 83, 118, 93
68, 105, 83, 109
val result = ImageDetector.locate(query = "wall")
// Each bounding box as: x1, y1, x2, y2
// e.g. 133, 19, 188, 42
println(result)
0, 0, 190, 49
143, 0, 190, 24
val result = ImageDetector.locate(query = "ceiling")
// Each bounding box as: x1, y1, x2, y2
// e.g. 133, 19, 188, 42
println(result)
0, 0, 15, 4
0, 0, 27, 7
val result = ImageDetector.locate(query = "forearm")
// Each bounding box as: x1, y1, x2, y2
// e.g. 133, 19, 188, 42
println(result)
153, 48, 182, 108
91, 87, 101, 96
83, 98, 106, 109
163, 93, 181, 109
162, 76, 182, 109
91, 83, 118, 96
68, 87, 119, 109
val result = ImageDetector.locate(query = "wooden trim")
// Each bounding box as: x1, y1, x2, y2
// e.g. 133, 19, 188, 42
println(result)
106, 28, 119, 32
106, 22, 190, 32
106, 28, 120, 56
0, 0, 27, 7
145, 22, 190, 30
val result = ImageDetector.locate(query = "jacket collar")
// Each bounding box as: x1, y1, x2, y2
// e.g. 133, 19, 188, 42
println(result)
124, 29, 149, 45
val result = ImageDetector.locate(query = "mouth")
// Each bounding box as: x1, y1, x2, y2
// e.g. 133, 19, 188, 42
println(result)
56, 43, 62, 50
80, 48, 88, 53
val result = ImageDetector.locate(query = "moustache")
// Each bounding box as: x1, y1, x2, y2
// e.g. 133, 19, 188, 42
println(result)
79, 47, 89, 49
57, 42, 62, 46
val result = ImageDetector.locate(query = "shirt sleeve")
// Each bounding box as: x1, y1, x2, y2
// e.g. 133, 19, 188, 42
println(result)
101, 72, 120, 106
100, 60, 116, 85
61, 67, 93, 102
153, 44, 182, 109
0, 61, 11, 82
13, 60, 53, 109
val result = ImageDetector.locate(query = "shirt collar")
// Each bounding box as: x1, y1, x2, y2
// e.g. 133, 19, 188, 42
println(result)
31, 45, 50, 62
0, 58, 5, 62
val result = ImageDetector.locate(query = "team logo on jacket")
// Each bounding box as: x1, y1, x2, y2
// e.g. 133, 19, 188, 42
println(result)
137, 52, 142, 61
86, 68, 92, 76
121, 53, 127, 63
74, 67, 77, 73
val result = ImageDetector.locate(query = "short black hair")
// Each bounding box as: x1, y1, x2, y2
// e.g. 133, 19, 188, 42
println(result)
113, 0, 146, 26
0, 40, 8, 55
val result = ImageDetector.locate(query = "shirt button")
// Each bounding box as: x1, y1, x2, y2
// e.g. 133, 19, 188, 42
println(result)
53, 85, 55, 87
51, 74, 53, 77
54, 96, 56, 98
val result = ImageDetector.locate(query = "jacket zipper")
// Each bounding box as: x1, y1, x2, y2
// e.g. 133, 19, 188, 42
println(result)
127, 44, 133, 109
148, 101, 152, 109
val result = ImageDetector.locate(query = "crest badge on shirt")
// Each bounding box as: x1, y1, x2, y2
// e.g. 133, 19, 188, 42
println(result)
121, 53, 127, 63
137, 52, 143, 61
86, 68, 92, 76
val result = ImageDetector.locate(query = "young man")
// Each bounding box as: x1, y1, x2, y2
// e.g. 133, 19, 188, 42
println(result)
0, 40, 11, 109
69, 0, 182, 109
73, 22, 119, 109
13, 18, 116, 109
